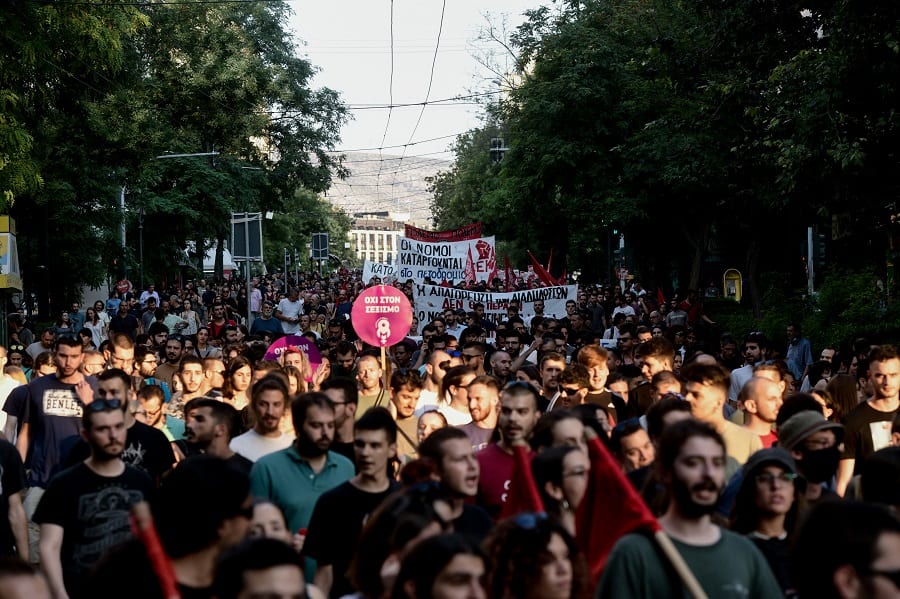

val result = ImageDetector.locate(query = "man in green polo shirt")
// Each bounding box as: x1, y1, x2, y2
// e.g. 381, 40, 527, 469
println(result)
249, 392, 354, 535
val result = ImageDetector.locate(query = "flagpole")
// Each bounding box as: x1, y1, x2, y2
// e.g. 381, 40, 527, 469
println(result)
653, 531, 709, 599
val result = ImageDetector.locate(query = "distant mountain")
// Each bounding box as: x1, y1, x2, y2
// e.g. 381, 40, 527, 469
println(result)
323, 152, 451, 226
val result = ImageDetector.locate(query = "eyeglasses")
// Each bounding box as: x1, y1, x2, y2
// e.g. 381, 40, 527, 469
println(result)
617, 337, 633, 342
513, 512, 548, 530
561, 387, 582, 396
87, 399, 123, 412
462, 353, 482, 360
755, 472, 798, 486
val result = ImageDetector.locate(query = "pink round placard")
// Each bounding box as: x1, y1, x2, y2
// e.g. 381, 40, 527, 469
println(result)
351, 285, 413, 347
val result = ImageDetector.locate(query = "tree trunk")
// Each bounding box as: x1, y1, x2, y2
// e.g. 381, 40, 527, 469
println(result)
688, 223, 710, 291
215, 235, 225, 281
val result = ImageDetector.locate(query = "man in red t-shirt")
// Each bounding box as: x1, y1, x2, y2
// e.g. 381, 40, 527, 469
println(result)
476, 382, 540, 519
739, 377, 782, 448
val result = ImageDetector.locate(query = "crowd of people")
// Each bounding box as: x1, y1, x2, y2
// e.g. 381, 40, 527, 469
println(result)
0, 268, 898, 599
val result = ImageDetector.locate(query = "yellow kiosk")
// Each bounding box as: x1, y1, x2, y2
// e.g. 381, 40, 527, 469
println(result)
723, 269, 742, 302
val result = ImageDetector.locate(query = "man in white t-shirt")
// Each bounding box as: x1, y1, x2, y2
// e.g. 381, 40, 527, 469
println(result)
275, 288, 304, 335
230, 375, 294, 462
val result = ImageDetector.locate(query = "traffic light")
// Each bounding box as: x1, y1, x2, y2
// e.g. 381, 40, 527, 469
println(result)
814, 233, 826, 272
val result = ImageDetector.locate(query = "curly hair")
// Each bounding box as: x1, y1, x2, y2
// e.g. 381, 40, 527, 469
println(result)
483, 514, 590, 599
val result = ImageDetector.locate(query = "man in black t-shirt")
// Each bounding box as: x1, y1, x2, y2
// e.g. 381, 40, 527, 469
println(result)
837, 345, 900, 496
34, 370, 154, 598
179, 398, 253, 476
304, 407, 400, 598
417, 426, 493, 541
61, 373, 175, 486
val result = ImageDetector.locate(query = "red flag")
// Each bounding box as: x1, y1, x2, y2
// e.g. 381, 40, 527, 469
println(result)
575, 437, 661, 584
463, 245, 476, 283
499, 445, 544, 520
527, 251, 557, 287
504, 255, 513, 292
657, 287, 666, 306
559, 269, 567, 285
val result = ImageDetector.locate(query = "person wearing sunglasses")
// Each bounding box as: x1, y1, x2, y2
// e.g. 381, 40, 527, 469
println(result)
33, 369, 154, 599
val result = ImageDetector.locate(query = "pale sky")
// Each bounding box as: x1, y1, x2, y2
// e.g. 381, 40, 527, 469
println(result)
287, 0, 547, 163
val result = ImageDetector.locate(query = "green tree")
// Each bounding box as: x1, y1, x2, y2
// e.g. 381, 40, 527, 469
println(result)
263, 189, 351, 271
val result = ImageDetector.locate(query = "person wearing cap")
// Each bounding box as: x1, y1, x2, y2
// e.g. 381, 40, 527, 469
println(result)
778, 409, 844, 505
730, 448, 801, 595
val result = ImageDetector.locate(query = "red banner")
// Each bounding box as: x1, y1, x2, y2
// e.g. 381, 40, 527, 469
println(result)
404, 222, 482, 242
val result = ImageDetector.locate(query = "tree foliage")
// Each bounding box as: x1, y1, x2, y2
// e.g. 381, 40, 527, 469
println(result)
2, 0, 348, 313
432, 0, 900, 315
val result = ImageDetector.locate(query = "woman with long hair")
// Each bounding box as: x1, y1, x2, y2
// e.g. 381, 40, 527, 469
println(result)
83, 307, 107, 348
483, 513, 590, 599
193, 326, 222, 359
54, 311, 74, 336
222, 356, 253, 411
179, 298, 202, 336
531, 446, 590, 536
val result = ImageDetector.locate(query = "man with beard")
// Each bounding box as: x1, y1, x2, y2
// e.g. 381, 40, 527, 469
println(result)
476, 381, 540, 519
598, 419, 781, 597
488, 350, 513, 383
389, 370, 421, 460
180, 398, 252, 476
319, 378, 358, 467
62, 370, 175, 487
249, 393, 354, 539
165, 356, 207, 422
34, 383, 153, 598
414, 349, 453, 412
739, 377, 783, 448
460, 376, 501, 452
154, 334, 185, 393
304, 407, 400, 598
356, 354, 389, 417
15, 336, 96, 558
230, 375, 294, 462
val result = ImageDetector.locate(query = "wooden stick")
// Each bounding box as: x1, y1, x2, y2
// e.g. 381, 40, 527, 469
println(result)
653, 530, 709, 599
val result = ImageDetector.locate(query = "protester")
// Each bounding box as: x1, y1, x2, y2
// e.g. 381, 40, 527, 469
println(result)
598, 419, 781, 597
483, 513, 589, 599
390, 533, 487, 599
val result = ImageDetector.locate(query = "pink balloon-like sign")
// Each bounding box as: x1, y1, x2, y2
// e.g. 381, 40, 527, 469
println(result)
264, 335, 322, 372
351, 285, 413, 347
